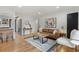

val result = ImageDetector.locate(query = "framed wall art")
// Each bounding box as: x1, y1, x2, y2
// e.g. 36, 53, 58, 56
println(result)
45, 17, 57, 28
0, 18, 11, 28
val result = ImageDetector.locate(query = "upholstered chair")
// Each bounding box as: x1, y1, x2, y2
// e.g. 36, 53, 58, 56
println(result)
70, 29, 77, 39
56, 37, 75, 48
70, 29, 79, 51
56, 29, 79, 52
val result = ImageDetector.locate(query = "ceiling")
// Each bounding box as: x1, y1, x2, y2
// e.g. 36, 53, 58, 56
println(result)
0, 6, 79, 16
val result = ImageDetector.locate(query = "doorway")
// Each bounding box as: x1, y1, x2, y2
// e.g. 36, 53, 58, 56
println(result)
67, 12, 78, 38
15, 17, 22, 35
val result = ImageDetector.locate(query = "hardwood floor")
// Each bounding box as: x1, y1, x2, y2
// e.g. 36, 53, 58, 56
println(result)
0, 33, 40, 52
55, 45, 75, 52
0, 32, 77, 52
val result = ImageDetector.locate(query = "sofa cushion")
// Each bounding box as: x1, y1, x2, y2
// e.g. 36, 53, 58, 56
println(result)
53, 30, 58, 35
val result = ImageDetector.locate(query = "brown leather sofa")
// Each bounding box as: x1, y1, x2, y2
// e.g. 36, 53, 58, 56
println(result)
42, 28, 65, 40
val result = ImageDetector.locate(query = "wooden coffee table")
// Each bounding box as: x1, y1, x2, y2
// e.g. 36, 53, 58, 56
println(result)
33, 33, 48, 44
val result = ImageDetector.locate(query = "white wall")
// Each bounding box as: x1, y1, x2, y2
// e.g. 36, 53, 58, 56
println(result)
0, 7, 79, 36
39, 10, 79, 33
21, 16, 38, 35
0, 11, 15, 30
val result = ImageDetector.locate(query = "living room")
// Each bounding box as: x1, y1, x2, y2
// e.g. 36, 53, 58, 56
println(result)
0, 6, 79, 52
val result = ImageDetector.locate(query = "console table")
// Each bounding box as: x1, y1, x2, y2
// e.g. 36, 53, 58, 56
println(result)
23, 27, 32, 35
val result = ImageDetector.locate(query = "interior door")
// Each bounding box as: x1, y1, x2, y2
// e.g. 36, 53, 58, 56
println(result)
67, 12, 78, 38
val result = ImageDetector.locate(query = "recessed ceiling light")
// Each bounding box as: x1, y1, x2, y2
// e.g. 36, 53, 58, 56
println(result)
56, 6, 60, 8
18, 5, 22, 8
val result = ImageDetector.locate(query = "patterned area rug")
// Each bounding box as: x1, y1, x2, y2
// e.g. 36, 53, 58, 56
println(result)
26, 37, 56, 52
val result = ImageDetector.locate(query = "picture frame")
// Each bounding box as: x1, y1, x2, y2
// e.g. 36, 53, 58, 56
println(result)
0, 18, 10, 28
45, 17, 57, 28
2, 19, 9, 24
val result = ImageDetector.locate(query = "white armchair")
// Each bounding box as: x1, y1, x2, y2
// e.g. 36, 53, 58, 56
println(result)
56, 37, 75, 48
70, 30, 79, 51
57, 29, 79, 50
56, 29, 79, 48
70, 29, 79, 44
70, 29, 78, 40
